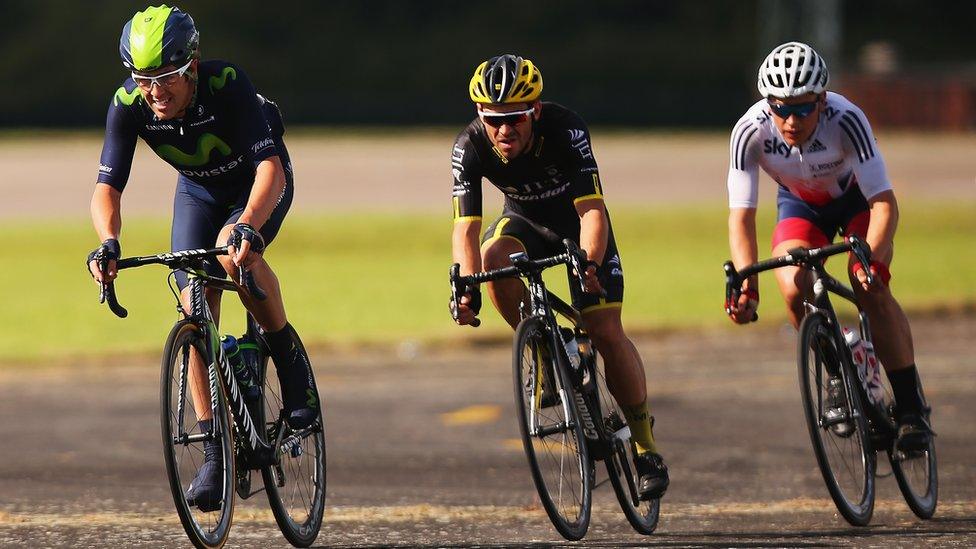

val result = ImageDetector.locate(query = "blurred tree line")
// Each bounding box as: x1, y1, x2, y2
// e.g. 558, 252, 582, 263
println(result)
1, 0, 973, 128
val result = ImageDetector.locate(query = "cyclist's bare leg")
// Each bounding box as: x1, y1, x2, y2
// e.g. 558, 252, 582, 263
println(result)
847, 253, 916, 372
215, 223, 288, 333
583, 306, 660, 458
481, 237, 529, 329
772, 239, 816, 328
180, 287, 224, 423
582, 307, 646, 405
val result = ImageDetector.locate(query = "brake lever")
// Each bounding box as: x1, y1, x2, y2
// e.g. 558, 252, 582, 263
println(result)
96, 255, 128, 318
449, 263, 480, 328
563, 239, 606, 297
848, 235, 875, 286
723, 260, 757, 322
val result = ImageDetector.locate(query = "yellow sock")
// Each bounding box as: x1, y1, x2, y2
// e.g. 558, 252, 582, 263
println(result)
621, 401, 657, 455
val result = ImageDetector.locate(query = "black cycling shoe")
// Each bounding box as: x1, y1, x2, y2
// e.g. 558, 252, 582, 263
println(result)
634, 452, 669, 500
185, 439, 223, 512
270, 328, 320, 430
534, 345, 560, 408
896, 412, 933, 452
824, 376, 853, 438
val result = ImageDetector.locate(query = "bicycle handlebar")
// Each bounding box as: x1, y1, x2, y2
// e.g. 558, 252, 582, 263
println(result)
723, 235, 874, 321
96, 246, 268, 318
450, 239, 601, 328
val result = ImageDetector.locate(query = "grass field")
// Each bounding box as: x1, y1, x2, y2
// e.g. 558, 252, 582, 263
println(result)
2, 201, 973, 363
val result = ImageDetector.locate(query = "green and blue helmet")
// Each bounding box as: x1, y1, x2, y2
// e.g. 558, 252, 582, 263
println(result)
119, 5, 199, 72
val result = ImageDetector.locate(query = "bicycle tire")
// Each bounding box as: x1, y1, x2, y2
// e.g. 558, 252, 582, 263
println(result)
797, 312, 875, 526
512, 315, 592, 540
161, 320, 236, 548
889, 430, 938, 519
258, 352, 327, 547
593, 361, 659, 534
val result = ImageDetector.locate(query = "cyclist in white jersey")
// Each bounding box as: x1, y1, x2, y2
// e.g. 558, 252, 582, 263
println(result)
725, 42, 931, 451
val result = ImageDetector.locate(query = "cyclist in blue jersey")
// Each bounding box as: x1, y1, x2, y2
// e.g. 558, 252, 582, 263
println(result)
451, 54, 669, 500
86, 5, 319, 511
725, 42, 931, 451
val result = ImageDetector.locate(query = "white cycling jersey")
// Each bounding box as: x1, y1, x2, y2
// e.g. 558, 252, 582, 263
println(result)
727, 91, 891, 208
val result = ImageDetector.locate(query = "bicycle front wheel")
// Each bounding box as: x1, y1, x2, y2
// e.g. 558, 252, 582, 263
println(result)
513, 316, 592, 541
258, 353, 327, 547
798, 312, 875, 526
890, 433, 938, 519
161, 320, 235, 548
594, 363, 659, 535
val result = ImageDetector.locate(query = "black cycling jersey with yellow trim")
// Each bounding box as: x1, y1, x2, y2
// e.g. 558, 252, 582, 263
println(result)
451, 102, 605, 233
97, 60, 284, 191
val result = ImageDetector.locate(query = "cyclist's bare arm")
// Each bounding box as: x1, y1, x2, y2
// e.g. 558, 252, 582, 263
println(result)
89, 183, 122, 282
451, 218, 482, 325
728, 207, 759, 322
575, 198, 608, 293
230, 156, 286, 266
864, 190, 898, 264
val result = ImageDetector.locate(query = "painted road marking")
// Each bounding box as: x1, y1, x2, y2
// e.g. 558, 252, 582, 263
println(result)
440, 405, 501, 426
2, 501, 974, 527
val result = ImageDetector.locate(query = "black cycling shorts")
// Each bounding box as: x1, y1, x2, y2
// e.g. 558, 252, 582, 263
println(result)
171, 150, 293, 290
481, 212, 624, 313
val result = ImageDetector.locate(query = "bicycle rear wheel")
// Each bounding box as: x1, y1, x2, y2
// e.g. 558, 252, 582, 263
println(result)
161, 320, 235, 548
594, 362, 659, 534
798, 312, 875, 526
890, 430, 938, 518
513, 316, 592, 541
258, 352, 327, 547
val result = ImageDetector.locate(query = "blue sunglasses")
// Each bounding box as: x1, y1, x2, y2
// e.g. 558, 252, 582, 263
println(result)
767, 100, 818, 119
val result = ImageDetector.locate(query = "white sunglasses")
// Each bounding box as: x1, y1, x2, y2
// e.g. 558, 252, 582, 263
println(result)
480, 106, 535, 127
131, 59, 193, 89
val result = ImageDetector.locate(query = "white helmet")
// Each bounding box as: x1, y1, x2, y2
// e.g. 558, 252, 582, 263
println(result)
757, 41, 829, 98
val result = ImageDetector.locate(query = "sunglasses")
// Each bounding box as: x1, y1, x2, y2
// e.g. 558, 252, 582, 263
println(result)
767, 99, 818, 119
480, 106, 535, 127
132, 59, 193, 90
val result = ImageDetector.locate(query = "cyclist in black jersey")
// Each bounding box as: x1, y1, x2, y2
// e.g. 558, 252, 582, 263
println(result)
451, 54, 669, 499
85, 5, 319, 511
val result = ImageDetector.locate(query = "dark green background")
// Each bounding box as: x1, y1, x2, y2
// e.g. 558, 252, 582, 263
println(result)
1, 0, 972, 127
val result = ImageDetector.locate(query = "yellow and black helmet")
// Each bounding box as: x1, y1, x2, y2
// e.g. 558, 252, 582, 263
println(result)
469, 54, 543, 104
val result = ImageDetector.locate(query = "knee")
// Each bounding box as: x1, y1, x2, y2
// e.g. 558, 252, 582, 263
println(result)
585, 319, 626, 350
482, 242, 518, 270
781, 286, 805, 313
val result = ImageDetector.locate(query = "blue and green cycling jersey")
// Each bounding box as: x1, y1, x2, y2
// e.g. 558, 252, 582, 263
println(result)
97, 60, 285, 191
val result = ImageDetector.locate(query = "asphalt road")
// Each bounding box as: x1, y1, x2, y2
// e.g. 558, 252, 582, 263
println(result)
1, 315, 973, 547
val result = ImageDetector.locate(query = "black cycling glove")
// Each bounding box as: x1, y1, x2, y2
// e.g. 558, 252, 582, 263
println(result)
227, 223, 266, 254
450, 285, 482, 319
86, 238, 121, 277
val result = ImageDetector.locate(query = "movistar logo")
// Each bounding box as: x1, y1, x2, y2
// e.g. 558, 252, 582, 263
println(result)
306, 389, 318, 408
113, 86, 142, 107
209, 67, 237, 94
155, 133, 231, 166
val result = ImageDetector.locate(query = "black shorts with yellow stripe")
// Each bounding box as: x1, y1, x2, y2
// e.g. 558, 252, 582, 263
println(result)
481, 212, 624, 313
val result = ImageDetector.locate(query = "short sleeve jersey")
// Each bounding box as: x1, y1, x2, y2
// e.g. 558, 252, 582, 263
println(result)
97, 60, 284, 191
727, 92, 891, 208
451, 102, 605, 233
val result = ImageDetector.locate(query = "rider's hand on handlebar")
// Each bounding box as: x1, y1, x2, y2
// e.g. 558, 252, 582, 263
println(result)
227, 223, 265, 267
450, 287, 482, 326
852, 260, 890, 293
87, 239, 121, 284
582, 261, 605, 295
727, 287, 759, 324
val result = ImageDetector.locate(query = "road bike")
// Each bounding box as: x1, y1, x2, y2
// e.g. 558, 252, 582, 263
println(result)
450, 239, 659, 540
94, 247, 326, 548
723, 235, 937, 525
